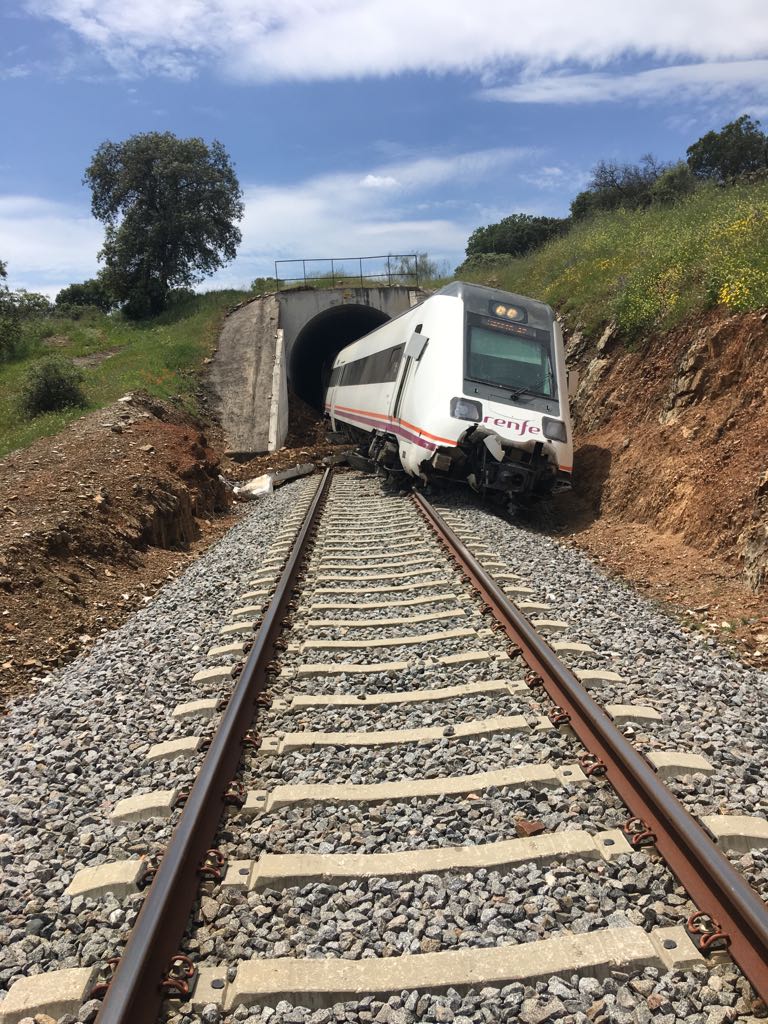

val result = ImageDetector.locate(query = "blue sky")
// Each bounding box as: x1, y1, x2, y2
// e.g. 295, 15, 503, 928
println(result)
2, 1, 768, 296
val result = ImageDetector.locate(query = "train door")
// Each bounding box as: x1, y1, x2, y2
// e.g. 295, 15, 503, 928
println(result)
389, 324, 427, 424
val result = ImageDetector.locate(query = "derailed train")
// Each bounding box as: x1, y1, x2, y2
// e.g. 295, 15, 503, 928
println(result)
323, 281, 574, 501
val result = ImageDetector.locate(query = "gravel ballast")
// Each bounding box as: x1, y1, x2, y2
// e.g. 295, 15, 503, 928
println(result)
1, 472, 765, 1024
432, 495, 768, 825
0, 478, 317, 999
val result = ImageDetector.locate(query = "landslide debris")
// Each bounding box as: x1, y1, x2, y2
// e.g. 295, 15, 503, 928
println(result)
0, 392, 232, 708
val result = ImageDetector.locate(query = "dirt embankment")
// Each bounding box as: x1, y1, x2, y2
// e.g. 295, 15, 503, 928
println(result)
0, 387, 345, 709
561, 310, 768, 664
0, 393, 236, 707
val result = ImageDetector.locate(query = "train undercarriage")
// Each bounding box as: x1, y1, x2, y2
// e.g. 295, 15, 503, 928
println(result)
338, 424, 570, 502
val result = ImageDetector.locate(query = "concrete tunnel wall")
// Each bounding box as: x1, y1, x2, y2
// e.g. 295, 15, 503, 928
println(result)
276, 286, 423, 446
209, 286, 423, 456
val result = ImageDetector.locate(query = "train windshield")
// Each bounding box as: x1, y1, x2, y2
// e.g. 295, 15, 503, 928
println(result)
466, 321, 556, 397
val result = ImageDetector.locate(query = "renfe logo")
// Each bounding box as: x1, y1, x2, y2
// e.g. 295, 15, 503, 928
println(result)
483, 414, 541, 436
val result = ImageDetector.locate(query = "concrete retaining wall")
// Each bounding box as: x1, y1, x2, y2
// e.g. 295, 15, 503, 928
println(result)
208, 296, 279, 455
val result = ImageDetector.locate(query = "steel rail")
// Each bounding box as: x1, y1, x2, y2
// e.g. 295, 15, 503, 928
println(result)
413, 492, 768, 1002
96, 467, 333, 1024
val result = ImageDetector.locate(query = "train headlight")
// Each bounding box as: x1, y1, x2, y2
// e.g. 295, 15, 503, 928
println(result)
450, 397, 483, 422
542, 417, 567, 442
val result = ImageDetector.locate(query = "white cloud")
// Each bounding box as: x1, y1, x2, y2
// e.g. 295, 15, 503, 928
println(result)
25, 1, 768, 83
0, 64, 32, 79
360, 174, 399, 189
518, 164, 591, 192
482, 59, 768, 105
0, 196, 102, 296
0, 146, 536, 293
219, 147, 531, 283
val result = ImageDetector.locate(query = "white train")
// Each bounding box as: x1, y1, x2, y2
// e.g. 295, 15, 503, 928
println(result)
324, 282, 574, 501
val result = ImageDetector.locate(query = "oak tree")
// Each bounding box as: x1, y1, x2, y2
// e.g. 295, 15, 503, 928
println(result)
686, 115, 768, 183
85, 132, 244, 318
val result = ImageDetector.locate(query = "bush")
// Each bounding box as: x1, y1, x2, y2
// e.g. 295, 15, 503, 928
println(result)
465, 214, 567, 258
650, 162, 698, 205
53, 302, 108, 322
56, 278, 115, 313
0, 288, 22, 359
250, 276, 279, 293
455, 252, 521, 275
20, 357, 87, 417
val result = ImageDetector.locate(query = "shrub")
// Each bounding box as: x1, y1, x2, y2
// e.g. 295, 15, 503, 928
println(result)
250, 276, 279, 293
0, 288, 22, 359
55, 278, 115, 313
20, 357, 87, 417
651, 162, 698, 205
53, 302, 107, 322
465, 214, 567, 258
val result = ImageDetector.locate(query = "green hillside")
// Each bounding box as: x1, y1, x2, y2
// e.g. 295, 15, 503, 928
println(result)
0, 290, 248, 457
457, 180, 768, 339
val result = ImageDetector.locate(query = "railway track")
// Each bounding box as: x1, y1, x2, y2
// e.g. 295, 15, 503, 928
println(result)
2, 468, 767, 1024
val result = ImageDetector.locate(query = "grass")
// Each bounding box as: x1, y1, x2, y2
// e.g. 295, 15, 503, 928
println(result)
0, 289, 249, 457
457, 180, 768, 339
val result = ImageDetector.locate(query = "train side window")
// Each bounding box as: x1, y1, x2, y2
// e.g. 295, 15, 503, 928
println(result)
386, 344, 404, 380
338, 343, 405, 386
415, 324, 423, 333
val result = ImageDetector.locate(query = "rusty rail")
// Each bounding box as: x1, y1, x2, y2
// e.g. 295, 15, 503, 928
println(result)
95, 468, 333, 1024
413, 492, 768, 1002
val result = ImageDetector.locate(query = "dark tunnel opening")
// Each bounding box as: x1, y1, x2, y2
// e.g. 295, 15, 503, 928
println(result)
288, 303, 390, 408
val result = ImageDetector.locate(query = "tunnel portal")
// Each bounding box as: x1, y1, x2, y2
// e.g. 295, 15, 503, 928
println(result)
288, 303, 390, 408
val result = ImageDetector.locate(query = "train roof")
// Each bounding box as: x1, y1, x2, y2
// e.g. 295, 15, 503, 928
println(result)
435, 281, 555, 329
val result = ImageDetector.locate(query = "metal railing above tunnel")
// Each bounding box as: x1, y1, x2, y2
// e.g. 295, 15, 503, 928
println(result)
274, 255, 420, 291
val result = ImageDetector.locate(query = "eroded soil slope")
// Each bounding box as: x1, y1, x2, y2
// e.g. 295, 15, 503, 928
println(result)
562, 310, 768, 663
0, 389, 345, 708
0, 394, 234, 708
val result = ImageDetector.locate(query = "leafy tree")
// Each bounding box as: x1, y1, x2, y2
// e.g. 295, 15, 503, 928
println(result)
686, 115, 768, 182
56, 277, 115, 313
84, 132, 244, 319
0, 261, 22, 359
391, 252, 446, 283
571, 155, 668, 219
650, 162, 698, 205
13, 289, 53, 318
465, 214, 567, 258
